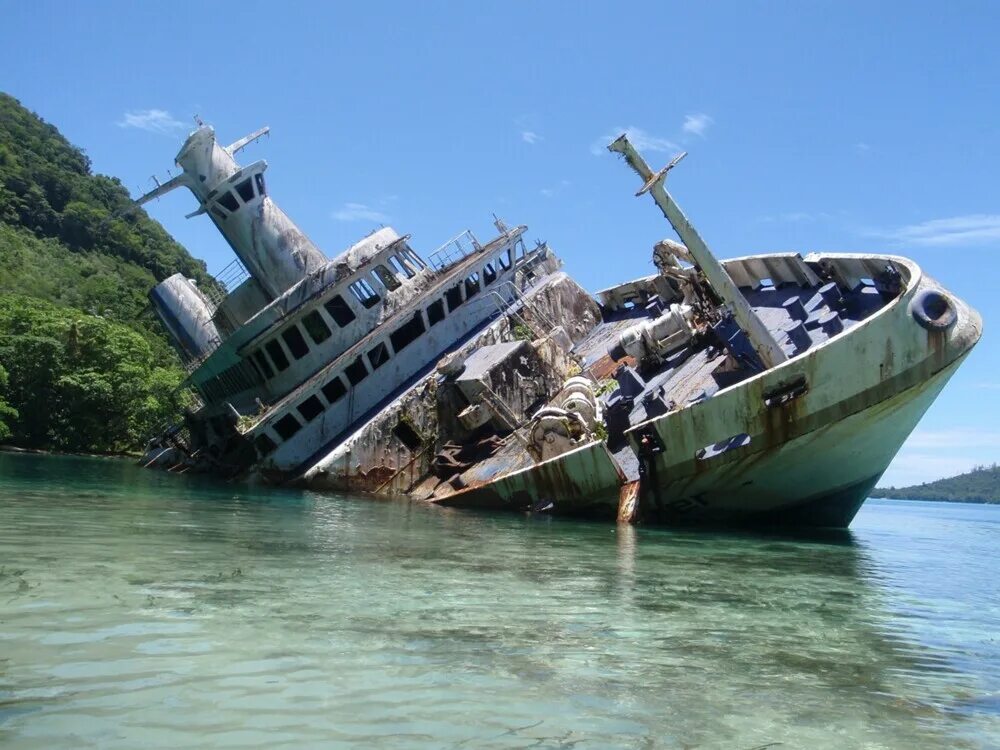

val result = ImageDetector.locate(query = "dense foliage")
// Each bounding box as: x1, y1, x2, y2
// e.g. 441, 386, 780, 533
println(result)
0, 92, 207, 452
0, 296, 189, 452
876, 464, 1000, 504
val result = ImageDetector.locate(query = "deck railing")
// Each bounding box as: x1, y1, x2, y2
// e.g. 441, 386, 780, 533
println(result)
426, 230, 482, 271
204, 257, 251, 307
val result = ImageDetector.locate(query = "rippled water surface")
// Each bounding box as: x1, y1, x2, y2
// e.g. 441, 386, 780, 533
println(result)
1, 453, 999, 748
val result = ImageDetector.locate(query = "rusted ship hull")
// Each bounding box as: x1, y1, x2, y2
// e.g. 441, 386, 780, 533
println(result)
427, 255, 981, 529
433, 360, 959, 526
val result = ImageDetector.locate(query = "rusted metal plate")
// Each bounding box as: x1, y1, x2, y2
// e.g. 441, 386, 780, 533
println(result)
432, 440, 625, 517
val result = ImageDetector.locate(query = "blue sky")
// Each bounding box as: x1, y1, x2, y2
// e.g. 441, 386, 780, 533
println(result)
3, 2, 997, 485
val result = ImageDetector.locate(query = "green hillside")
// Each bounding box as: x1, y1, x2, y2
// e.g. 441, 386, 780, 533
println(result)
0, 93, 208, 453
876, 464, 1000, 504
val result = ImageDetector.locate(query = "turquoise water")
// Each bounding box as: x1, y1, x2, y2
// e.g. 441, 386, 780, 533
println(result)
1, 453, 998, 749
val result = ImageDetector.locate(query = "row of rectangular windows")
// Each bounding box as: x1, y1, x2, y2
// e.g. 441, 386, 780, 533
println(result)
252, 246, 520, 457
248, 249, 429, 380
210, 173, 266, 222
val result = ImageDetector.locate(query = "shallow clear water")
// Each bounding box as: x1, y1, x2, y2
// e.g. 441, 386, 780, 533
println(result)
1, 453, 998, 749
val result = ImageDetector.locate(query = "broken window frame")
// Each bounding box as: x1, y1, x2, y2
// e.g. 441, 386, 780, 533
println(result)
344, 356, 369, 386
296, 395, 324, 423
217, 191, 239, 212
254, 434, 277, 457
349, 278, 381, 309
483, 261, 498, 286
252, 351, 274, 379
402, 248, 426, 270
465, 271, 481, 299
324, 294, 357, 328
235, 177, 255, 203
426, 298, 445, 326
302, 310, 332, 345
389, 253, 416, 279
274, 413, 302, 441
372, 264, 402, 291
321, 375, 347, 404
265, 340, 290, 372
367, 341, 392, 371
281, 325, 310, 360
390, 311, 426, 352
445, 284, 464, 313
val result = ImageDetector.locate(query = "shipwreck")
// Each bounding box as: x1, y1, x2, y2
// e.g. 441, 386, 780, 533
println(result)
138, 124, 982, 529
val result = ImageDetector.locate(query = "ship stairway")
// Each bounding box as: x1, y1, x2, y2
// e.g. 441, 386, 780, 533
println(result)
486, 280, 559, 341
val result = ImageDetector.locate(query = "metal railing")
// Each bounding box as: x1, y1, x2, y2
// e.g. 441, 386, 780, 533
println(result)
204, 257, 251, 307
426, 230, 482, 271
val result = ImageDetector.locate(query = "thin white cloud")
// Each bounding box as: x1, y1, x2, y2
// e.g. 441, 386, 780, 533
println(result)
974, 382, 1000, 390
591, 126, 680, 156
521, 131, 540, 145
855, 142, 871, 153
331, 202, 390, 223
874, 215, 1000, 247
682, 113, 713, 137
117, 109, 186, 135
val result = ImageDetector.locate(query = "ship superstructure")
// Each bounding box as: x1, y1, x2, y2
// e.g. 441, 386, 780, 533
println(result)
140, 125, 556, 477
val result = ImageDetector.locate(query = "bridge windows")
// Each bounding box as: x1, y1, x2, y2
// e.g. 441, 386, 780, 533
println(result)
349, 278, 381, 309
302, 310, 332, 345
235, 178, 255, 203
324, 294, 356, 327
483, 261, 498, 286
372, 264, 401, 291
389, 254, 416, 279
217, 191, 239, 212
254, 173, 266, 197
401, 248, 426, 270
499, 247, 512, 270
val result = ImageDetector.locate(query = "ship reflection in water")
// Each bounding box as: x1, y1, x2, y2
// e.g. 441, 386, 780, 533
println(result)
1, 453, 998, 749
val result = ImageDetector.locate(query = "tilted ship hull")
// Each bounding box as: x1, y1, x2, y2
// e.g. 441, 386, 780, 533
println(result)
139, 126, 981, 530
433, 252, 980, 528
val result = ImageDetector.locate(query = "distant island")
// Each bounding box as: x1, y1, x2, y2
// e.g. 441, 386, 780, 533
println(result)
875, 464, 1000, 504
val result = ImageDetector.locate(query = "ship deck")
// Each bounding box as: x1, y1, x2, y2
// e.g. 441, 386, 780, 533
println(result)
452, 271, 894, 487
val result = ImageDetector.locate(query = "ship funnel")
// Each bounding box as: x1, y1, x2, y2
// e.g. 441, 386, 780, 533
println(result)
137, 125, 327, 302
149, 274, 223, 364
